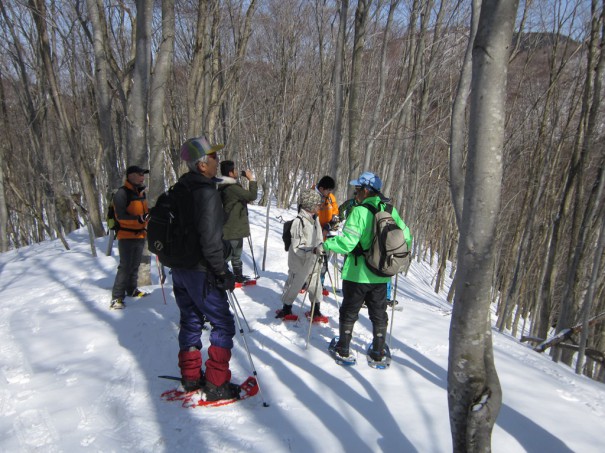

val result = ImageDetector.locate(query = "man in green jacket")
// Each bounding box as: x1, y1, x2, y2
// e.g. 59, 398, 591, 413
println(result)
323, 171, 412, 362
219, 160, 258, 282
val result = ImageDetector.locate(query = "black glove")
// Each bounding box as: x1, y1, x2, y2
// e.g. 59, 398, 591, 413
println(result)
215, 271, 236, 292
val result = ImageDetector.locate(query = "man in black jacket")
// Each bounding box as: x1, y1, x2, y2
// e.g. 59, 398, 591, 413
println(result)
172, 136, 239, 402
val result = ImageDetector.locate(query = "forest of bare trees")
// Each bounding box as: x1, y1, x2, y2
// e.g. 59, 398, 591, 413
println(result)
0, 0, 603, 438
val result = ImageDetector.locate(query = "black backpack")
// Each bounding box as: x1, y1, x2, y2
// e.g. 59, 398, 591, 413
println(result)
147, 182, 201, 268
282, 216, 303, 251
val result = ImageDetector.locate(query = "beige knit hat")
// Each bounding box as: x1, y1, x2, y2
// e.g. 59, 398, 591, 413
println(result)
299, 189, 322, 211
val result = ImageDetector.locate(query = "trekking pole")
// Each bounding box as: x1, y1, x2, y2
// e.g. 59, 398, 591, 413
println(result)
294, 278, 312, 329
325, 265, 340, 310
227, 290, 270, 407
305, 296, 318, 350
333, 254, 341, 293
304, 254, 324, 349
230, 289, 252, 333
296, 252, 321, 314
247, 235, 260, 279
155, 255, 167, 305
387, 274, 400, 349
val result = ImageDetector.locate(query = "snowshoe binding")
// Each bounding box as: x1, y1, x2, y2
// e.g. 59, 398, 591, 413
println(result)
328, 337, 356, 366
366, 344, 392, 369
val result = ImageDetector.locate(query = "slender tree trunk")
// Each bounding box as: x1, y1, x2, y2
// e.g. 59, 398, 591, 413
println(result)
148, 0, 175, 205
576, 171, 605, 374
555, 1, 604, 363
448, 0, 518, 450
126, 0, 152, 167
330, 0, 348, 180
86, 0, 120, 190
0, 71, 9, 252
347, 0, 370, 182
449, 0, 480, 228
29, 0, 104, 238
364, 0, 398, 168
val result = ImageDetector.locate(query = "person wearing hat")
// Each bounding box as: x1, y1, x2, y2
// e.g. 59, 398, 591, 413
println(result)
109, 165, 151, 309
276, 188, 325, 320
322, 171, 412, 363
171, 136, 241, 402
218, 160, 258, 282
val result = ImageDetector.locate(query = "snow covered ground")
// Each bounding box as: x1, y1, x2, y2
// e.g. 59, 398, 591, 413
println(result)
1, 203, 604, 452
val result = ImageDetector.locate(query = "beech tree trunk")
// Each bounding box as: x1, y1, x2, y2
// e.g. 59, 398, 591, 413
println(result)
148, 0, 175, 205
447, 0, 518, 450
347, 0, 371, 182
330, 0, 348, 181
86, 0, 121, 190
126, 0, 152, 167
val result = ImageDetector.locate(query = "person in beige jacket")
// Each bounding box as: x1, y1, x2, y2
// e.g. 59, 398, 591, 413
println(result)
276, 189, 325, 320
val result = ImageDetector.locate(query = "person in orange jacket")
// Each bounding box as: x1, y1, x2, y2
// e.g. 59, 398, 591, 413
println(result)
110, 165, 150, 309
315, 176, 339, 239
314, 176, 339, 289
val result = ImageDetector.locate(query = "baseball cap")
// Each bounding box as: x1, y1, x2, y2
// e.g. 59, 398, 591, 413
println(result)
349, 171, 382, 192
126, 165, 149, 175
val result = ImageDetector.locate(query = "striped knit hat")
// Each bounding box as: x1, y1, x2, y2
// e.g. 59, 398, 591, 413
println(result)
180, 136, 225, 162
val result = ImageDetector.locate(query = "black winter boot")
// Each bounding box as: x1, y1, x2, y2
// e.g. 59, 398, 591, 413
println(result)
275, 304, 293, 318
336, 323, 354, 357
204, 381, 241, 401
369, 325, 388, 361
312, 302, 323, 318
233, 265, 248, 283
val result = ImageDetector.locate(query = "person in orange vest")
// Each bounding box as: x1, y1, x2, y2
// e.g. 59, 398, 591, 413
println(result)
110, 165, 150, 309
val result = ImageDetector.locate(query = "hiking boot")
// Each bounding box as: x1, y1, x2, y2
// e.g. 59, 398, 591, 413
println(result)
110, 298, 125, 309
336, 323, 354, 356
312, 303, 323, 319
130, 288, 149, 298
235, 274, 250, 283
372, 326, 387, 356
233, 265, 249, 283
181, 373, 205, 393
204, 381, 241, 401
275, 304, 293, 318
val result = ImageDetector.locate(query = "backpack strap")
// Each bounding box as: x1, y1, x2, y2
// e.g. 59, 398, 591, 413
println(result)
351, 203, 379, 256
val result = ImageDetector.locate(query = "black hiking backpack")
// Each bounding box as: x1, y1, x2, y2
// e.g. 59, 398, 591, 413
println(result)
147, 182, 201, 268
353, 203, 410, 277
282, 216, 304, 251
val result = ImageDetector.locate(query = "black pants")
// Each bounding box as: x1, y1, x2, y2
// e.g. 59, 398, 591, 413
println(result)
340, 280, 388, 328
112, 238, 145, 299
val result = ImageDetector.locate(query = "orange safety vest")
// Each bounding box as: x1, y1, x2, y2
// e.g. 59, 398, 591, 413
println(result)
115, 180, 149, 240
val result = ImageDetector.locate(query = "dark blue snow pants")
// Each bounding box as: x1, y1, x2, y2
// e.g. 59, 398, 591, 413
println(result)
171, 268, 235, 350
